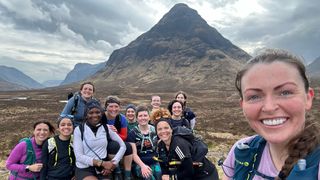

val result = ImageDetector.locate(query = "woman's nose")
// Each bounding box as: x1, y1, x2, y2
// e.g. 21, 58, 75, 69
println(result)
262, 96, 279, 113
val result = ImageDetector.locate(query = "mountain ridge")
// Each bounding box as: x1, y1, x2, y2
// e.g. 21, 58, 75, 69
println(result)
93, 3, 250, 91
0, 65, 44, 90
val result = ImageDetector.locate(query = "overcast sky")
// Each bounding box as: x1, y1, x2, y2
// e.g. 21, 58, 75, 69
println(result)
0, 0, 319, 83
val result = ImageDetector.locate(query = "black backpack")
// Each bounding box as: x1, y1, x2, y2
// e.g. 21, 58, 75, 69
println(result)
67, 92, 80, 115
173, 126, 208, 162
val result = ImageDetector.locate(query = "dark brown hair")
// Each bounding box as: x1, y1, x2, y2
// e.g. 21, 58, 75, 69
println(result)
167, 100, 184, 115
235, 49, 309, 99
80, 81, 95, 92
235, 49, 318, 179
33, 120, 55, 135
175, 90, 187, 107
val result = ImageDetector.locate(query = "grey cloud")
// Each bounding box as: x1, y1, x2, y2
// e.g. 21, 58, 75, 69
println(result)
219, 0, 320, 61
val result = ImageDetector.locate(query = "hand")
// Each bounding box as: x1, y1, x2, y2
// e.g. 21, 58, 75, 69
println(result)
28, 163, 43, 172
162, 174, 170, 180
108, 125, 118, 132
141, 164, 152, 178
101, 161, 116, 176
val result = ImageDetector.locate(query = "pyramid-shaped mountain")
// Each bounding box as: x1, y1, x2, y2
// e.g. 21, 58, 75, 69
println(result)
94, 3, 251, 91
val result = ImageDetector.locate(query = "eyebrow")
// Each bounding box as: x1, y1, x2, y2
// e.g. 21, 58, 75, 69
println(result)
243, 82, 298, 93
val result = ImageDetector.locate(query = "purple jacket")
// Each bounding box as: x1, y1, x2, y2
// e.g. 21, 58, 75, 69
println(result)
6, 137, 43, 180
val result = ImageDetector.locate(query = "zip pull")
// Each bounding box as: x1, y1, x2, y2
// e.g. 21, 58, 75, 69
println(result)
237, 142, 250, 149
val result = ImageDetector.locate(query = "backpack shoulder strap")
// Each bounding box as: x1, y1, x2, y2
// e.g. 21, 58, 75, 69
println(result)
71, 92, 80, 115
234, 135, 268, 180
79, 123, 85, 141
114, 114, 122, 132
20, 138, 36, 165
102, 123, 111, 141
48, 137, 57, 154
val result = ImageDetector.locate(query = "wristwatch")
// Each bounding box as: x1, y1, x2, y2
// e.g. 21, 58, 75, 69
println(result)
25, 165, 30, 172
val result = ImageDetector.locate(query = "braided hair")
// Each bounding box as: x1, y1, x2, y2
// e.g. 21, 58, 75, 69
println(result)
276, 121, 320, 179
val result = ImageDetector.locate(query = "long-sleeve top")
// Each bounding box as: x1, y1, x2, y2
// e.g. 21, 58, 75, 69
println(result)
60, 94, 89, 126
6, 137, 42, 180
40, 135, 75, 180
158, 136, 217, 180
73, 123, 126, 168
101, 113, 128, 141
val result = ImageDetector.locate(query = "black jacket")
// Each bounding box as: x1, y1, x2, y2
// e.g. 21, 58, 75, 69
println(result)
40, 135, 75, 180
157, 136, 218, 180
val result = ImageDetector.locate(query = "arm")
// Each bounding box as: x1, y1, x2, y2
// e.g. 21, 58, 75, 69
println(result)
73, 127, 95, 166
40, 140, 49, 180
60, 97, 75, 116
108, 126, 126, 165
130, 142, 152, 178
118, 115, 128, 140
157, 142, 170, 176
179, 157, 194, 180
173, 138, 193, 179
118, 127, 128, 141
6, 141, 27, 172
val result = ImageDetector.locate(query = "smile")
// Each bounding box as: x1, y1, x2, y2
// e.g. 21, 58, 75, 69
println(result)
262, 118, 287, 126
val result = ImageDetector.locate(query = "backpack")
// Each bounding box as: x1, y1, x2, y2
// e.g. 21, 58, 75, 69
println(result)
67, 92, 74, 100
69, 92, 80, 115
47, 135, 74, 166
132, 125, 157, 154
10, 138, 36, 180
173, 126, 208, 162
232, 135, 320, 180
79, 123, 111, 142
101, 114, 122, 133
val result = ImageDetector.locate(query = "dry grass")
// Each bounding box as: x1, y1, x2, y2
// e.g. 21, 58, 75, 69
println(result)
0, 83, 319, 179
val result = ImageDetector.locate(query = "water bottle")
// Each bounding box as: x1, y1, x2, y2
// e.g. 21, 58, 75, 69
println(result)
297, 159, 306, 170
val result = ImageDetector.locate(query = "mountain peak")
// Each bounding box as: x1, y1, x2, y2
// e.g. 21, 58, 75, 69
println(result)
150, 3, 207, 38
113, 3, 251, 61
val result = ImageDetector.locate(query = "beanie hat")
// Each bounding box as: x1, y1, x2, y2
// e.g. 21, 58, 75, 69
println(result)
85, 99, 103, 117
126, 104, 136, 112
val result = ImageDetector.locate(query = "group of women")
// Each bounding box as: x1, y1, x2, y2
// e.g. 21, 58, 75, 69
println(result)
6, 49, 320, 179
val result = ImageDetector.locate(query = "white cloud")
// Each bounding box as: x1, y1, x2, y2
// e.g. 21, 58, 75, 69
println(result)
0, 0, 319, 82
0, 0, 50, 21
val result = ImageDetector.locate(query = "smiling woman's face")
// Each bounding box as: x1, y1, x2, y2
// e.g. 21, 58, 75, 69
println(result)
87, 107, 102, 126
240, 61, 314, 145
156, 121, 172, 143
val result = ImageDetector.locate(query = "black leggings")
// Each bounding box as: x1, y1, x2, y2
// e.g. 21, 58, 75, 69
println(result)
107, 140, 132, 156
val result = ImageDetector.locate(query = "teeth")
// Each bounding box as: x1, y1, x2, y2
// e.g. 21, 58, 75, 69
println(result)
262, 118, 286, 126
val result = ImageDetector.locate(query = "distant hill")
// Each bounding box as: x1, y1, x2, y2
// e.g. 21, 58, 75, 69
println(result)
0, 77, 29, 91
0, 65, 44, 90
307, 56, 320, 78
60, 62, 106, 85
42, 80, 63, 87
93, 3, 251, 91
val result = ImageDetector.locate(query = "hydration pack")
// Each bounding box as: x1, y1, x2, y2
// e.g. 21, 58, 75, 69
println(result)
232, 135, 320, 180
173, 126, 208, 162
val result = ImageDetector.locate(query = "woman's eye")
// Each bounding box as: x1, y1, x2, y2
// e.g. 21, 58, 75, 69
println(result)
280, 90, 292, 96
247, 95, 260, 101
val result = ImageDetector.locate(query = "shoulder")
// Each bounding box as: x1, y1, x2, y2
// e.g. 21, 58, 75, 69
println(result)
225, 135, 260, 162
172, 136, 192, 149
149, 125, 155, 132
14, 139, 28, 151
119, 114, 128, 125
119, 114, 127, 121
